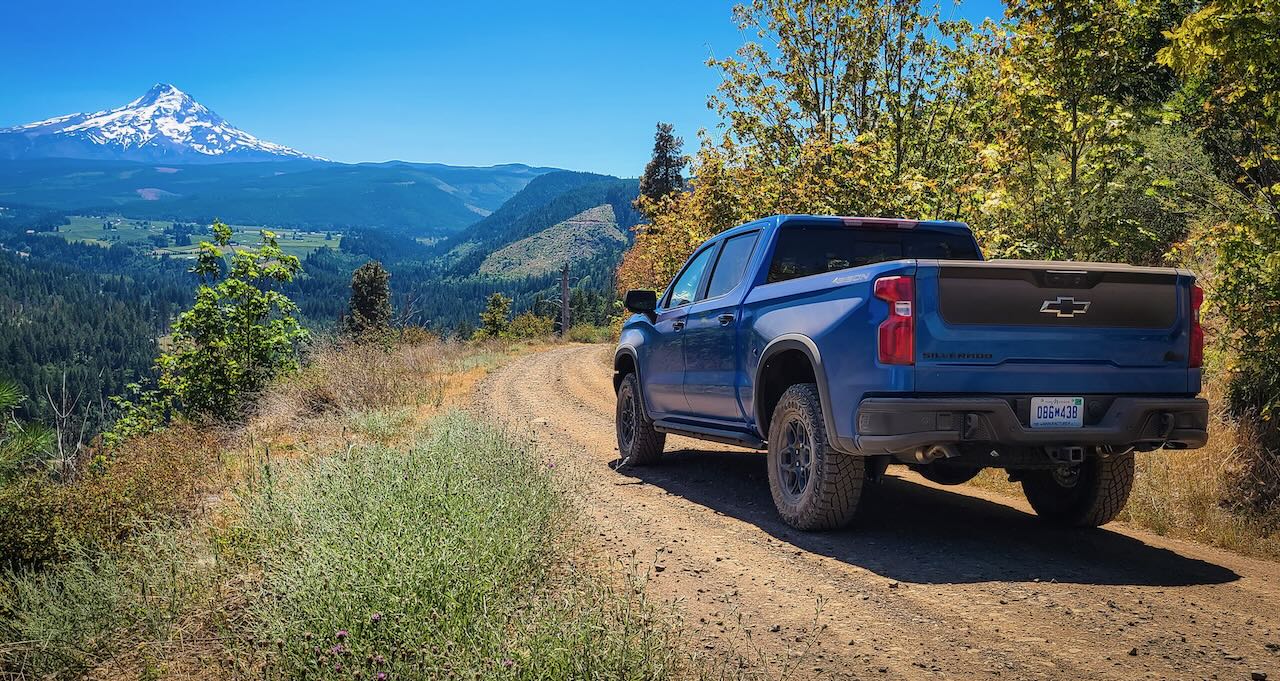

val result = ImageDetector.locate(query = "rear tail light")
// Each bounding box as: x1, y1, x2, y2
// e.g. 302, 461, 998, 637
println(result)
874, 275, 914, 365
1189, 283, 1204, 368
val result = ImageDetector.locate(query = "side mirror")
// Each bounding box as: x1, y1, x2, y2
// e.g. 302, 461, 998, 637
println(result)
623, 289, 658, 314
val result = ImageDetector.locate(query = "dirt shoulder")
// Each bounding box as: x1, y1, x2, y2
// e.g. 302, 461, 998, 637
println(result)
471, 343, 1280, 680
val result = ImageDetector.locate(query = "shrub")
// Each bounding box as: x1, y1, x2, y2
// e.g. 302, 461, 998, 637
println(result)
566, 324, 616, 343
505, 311, 555, 339
0, 426, 217, 569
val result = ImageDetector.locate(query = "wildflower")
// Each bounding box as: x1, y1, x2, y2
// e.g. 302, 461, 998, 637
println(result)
330, 644, 346, 656
336, 630, 349, 641
334, 662, 343, 672
374, 654, 386, 665
376, 673, 389, 681
371, 612, 383, 624
502, 658, 515, 669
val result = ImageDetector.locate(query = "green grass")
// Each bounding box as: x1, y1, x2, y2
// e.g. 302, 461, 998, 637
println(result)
227, 410, 681, 680
56, 215, 341, 259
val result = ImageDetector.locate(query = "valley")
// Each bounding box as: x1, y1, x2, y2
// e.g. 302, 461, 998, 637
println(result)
56, 215, 341, 259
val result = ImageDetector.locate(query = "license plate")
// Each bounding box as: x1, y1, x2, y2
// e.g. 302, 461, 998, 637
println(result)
1030, 397, 1084, 428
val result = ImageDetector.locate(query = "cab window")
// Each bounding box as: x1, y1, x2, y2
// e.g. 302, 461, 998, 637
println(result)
664, 246, 717, 308
704, 231, 760, 299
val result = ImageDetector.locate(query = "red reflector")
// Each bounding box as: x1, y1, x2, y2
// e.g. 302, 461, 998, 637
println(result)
874, 275, 914, 365
1189, 283, 1204, 368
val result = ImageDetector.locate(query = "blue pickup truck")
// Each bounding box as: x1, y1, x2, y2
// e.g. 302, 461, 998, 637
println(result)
614, 215, 1208, 530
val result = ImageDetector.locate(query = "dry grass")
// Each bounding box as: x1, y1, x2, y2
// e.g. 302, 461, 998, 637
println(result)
243, 337, 516, 460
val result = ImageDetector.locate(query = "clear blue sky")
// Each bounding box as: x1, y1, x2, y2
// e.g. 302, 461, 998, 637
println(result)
0, 0, 1004, 177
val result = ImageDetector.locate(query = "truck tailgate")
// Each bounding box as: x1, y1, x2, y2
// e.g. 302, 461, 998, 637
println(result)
913, 260, 1199, 395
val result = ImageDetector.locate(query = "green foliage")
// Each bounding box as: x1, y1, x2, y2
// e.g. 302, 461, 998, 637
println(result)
476, 292, 512, 339
232, 412, 680, 679
1160, 0, 1280, 432
159, 222, 307, 419
344, 260, 393, 340
506, 311, 555, 340
566, 324, 617, 344
0, 379, 53, 483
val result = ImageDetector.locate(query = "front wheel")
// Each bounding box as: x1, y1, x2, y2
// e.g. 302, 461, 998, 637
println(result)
766, 384, 864, 530
1020, 451, 1135, 527
615, 373, 665, 467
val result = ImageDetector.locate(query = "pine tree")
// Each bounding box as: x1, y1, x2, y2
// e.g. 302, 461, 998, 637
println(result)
637, 122, 687, 209
345, 260, 393, 339
476, 293, 512, 339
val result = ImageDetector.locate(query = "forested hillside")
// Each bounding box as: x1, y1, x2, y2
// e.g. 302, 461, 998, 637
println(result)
0, 159, 556, 236
0, 213, 195, 423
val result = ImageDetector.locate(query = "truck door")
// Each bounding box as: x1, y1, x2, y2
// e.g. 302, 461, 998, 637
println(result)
684, 231, 760, 421
643, 245, 717, 417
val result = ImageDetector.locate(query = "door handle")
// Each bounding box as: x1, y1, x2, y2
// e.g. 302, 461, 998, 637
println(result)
672, 320, 685, 331
718, 313, 735, 326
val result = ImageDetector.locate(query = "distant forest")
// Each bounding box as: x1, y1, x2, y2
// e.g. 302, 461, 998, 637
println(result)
0, 195, 626, 424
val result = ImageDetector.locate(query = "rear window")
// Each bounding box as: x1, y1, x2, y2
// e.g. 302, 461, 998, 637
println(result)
767, 226, 981, 283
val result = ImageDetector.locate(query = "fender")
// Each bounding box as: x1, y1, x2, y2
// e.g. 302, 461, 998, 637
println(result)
753, 334, 856, 455
613, 344, 656, 420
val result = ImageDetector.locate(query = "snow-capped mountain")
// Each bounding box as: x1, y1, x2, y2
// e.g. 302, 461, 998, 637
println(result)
0, 83, 324, 163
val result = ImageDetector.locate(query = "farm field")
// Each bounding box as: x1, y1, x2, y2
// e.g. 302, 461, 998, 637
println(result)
55, 215, 341, 258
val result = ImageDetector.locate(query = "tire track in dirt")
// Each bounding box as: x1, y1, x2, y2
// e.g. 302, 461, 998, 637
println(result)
473, 344, 1280, 680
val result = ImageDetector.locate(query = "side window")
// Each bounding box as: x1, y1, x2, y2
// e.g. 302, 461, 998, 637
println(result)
664, 246, 717, 308
704, 232, 760, 299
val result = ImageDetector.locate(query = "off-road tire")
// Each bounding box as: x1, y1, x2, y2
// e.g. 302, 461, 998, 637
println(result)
766, 384, 864, 530
1021, 451, 1135, 527
615, 372, 665, 467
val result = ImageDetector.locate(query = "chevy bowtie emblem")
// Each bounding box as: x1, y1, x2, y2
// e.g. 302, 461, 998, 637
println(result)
1040, 296, 1091, 318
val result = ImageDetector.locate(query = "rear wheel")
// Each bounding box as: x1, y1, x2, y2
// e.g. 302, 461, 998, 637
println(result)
615, 373, 665, 467
766, 384, 864, 530
1020, 451, 1135, 527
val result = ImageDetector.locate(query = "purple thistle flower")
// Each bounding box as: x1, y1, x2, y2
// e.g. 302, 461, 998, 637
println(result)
373, 654, 386, 665
376, 673, 389, 681
370, 612, 382, 623
335, 630, 349, 641
502, 658, 515, 669
333, 662, 343, 672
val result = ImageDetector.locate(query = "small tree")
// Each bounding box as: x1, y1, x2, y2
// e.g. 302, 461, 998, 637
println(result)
476, 293, 512, 339
636, 122, 687, 214
345, 260, 393, 340
0, 379, 54, 482
112, 223, 308, 428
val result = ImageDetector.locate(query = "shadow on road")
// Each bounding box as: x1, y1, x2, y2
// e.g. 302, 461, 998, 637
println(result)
614, 447, 1240, 587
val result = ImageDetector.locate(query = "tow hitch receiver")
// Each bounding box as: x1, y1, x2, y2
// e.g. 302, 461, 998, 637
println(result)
1046, 446, 1086, 465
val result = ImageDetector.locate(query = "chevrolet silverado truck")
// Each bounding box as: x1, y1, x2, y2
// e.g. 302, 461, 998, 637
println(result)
613, 215, 1208, 530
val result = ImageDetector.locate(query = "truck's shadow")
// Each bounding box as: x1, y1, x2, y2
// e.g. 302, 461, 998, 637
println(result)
613, 448, 1239, 586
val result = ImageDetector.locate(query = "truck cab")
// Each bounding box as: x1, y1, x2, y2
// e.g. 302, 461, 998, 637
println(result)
614, 215, 1208, 531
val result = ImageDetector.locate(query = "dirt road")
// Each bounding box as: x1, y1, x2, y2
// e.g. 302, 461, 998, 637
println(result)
474, 344, 1280, 680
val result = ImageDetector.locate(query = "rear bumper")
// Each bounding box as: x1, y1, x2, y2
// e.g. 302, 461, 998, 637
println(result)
854, 396, 1209, 454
